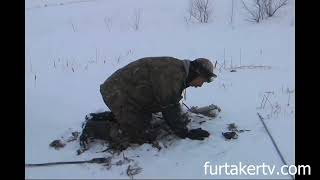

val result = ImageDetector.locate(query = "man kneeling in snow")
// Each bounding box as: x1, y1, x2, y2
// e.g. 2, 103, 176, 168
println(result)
98, 57, 217, 149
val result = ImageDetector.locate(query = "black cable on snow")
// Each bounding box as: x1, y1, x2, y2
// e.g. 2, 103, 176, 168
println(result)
25, 157, 110, 167
257, 113, 295, 180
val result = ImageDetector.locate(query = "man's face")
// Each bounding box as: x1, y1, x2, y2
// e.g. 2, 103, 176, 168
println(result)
189, 76, 207, 88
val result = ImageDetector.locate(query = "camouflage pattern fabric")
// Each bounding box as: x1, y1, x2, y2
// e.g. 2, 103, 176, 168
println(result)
100, 57, 191, 145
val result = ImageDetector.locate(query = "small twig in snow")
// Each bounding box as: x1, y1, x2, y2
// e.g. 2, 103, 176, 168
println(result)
71, 22, 76, 32
34, 74, 37, 87
260, 95, 266, 109
117, 55, 121, 64
104, 16, 112, 32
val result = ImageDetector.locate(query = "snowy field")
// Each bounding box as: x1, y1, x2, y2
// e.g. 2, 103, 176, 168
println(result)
25, 0, 295, 179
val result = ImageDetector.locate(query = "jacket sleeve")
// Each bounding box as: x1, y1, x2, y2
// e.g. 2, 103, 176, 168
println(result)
161, 103, 189, 138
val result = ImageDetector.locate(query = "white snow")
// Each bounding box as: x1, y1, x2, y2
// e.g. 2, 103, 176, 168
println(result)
25, 0, 295, 178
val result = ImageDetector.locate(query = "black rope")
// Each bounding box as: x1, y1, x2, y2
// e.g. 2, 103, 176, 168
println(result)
25, 157, 110, 167
257, 113, 295, 180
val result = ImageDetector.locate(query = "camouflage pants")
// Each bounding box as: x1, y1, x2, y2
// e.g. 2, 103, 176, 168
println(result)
100, 86, 155, 146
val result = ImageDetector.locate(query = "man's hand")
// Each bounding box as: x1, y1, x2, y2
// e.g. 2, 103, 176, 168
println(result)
187, 128, 210, 140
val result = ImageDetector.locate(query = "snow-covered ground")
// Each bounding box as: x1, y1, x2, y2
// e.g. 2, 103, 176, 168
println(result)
25, 0, 295, 178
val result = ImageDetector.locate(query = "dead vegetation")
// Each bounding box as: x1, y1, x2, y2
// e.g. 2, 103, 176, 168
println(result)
241, 0, 289, 23
187, 0, 214, 23
258, 87, 294, 119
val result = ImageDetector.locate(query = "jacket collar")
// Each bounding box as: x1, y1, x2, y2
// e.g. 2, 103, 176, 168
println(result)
182, 59, 191, 78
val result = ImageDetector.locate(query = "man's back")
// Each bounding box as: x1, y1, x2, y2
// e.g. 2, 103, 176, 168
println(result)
100, 56, 189, 113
